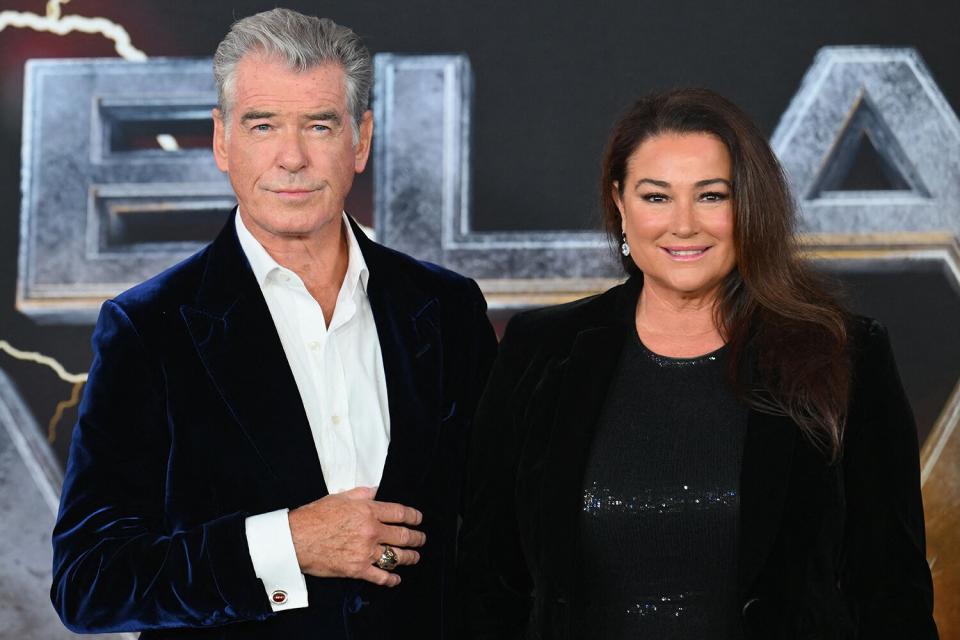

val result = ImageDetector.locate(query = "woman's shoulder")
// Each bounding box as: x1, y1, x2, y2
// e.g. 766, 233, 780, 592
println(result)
846, 314, 894, 363
501, 279, 635, 350
848, 313, 886, 338
845, 314, 908, 419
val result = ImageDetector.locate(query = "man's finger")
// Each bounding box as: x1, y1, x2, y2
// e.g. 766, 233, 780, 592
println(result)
370, 500, 422, 525
361, 565, 402, 587
379, 524, 426, 548
371, 543, 421, 567
341, 486, 377, 501
386, 547, 421, 566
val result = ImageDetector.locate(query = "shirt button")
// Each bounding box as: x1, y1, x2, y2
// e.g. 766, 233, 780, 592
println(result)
271, 590, 288, 605
308, 341, 320, 350
331, 415, 342, 425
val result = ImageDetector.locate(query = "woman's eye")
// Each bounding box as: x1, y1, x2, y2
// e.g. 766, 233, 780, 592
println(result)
642, 193, 668, 203
700, 191, 730, 202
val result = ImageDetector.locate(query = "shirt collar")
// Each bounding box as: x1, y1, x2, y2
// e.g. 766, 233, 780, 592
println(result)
235, 209, 369, 295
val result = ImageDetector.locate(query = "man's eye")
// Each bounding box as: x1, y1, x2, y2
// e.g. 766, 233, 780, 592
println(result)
312, 124, 331, 133
252, 123, 271, 132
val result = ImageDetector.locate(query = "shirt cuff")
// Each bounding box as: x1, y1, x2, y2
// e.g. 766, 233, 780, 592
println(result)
245, 509, 309, 611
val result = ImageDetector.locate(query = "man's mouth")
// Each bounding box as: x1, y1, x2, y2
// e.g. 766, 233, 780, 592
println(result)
270, 188, 318, 200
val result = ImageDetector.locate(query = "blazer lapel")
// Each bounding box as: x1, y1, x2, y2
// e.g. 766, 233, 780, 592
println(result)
738, 408, 797, 596
351, 219, 441, 503
535, 280, 639, 600
180, 215, 327, 507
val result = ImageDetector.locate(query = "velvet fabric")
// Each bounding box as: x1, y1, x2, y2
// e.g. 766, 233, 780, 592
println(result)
458, 276, 937, 639
51, 211, 498, 638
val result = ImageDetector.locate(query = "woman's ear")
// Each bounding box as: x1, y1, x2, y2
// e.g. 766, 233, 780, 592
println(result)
612, 181, 625, 217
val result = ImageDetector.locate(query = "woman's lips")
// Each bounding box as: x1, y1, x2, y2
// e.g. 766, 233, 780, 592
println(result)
661, 246, 710, 261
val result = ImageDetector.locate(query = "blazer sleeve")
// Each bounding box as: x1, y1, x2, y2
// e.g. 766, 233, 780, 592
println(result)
458, 313, 539, 639
456, 278, 500, 494
840, 320, 938, 638
51, 300, 272, 633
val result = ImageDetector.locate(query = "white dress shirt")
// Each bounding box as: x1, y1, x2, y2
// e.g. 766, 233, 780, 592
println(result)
235, 211, 390, 611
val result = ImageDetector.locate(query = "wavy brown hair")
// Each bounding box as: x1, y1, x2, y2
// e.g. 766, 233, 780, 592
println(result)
600, 88, 851, 461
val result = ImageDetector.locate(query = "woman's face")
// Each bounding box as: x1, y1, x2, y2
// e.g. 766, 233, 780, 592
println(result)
613, 132, 736, 303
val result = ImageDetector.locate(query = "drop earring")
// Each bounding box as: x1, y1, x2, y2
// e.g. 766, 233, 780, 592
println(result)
620, 232, 631, 257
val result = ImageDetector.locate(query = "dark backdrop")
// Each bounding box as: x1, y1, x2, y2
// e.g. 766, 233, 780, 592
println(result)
1, 2, 959, 637
0, 0, 958, 468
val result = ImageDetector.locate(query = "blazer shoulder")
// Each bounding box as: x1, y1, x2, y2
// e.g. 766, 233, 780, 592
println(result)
109, 244, 212, 323
370, 241, 485, 303
502, 280, 630, 351
848, 313, 886, 339
847, 314, 893, 364
843, 313, 916, 447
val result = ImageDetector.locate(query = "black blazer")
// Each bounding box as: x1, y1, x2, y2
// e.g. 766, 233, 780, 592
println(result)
51, 212, 498, 639
458, 276, 937, 639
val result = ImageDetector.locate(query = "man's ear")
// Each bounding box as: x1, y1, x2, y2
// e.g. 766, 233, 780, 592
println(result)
212, 108, 229, 172
354, 110, 374, 173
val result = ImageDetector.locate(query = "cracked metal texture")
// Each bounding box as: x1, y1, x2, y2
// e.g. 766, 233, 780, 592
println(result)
373, 54, 618, 287
772, 47, 960, 235
18, 58, 233, 324
773, 47, 960, 633
0, 370, 130, 639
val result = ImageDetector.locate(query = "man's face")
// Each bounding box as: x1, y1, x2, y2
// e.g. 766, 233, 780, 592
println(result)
212, 54, 372, 242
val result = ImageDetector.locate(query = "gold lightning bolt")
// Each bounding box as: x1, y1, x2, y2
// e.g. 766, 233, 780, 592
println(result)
0, 340, 87, 384
0, 0, 179, 150
0, 0, 146, 59
48, 381, 84, 443
0, 340, 88, 444
0, 1, 180, 448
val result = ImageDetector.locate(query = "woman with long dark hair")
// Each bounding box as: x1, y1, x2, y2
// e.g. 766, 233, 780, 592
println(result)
458, 88, 937, 639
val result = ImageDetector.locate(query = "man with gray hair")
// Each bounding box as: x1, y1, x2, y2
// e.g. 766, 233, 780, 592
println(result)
51, 8, 496, 639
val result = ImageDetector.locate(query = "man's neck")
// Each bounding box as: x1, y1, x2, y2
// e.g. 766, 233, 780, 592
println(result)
240, 210, 350, 324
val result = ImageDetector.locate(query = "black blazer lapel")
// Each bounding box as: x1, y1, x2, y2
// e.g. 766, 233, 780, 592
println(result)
738, 409, 797, 596
538, 324, 629, 599
180, 214, 327, 507
350, 219, 442, 503
532, 279, 639, 600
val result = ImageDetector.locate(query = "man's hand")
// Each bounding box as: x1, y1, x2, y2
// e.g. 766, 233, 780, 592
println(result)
288, 487, 425, 587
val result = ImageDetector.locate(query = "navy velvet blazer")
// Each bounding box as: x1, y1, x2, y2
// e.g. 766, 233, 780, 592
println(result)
51, 213, 498, 639
458, 276, 937, 639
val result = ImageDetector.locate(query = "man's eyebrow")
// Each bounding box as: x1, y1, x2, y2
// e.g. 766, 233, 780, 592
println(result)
305, 111, 342, 125
239, 110, 275, 123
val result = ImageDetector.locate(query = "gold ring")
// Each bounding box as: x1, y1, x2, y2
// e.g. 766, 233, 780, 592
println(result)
374, 545, 399, 571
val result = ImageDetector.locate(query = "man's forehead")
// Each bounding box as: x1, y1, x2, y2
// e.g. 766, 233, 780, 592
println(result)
231, 54, 348, 111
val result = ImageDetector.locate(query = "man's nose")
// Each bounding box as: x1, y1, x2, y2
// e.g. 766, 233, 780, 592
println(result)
277, 130, 308, 173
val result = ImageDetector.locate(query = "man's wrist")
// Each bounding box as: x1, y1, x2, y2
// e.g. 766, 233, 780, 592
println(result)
245, 509, 309, 611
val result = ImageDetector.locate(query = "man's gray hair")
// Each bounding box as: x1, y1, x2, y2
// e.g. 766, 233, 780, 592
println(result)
213, 8, 372, 141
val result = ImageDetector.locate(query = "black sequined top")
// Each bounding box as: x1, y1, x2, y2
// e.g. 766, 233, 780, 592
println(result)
576, 330, 748, 639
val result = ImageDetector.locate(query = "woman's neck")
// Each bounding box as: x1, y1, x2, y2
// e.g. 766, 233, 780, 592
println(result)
634, 281, 726, 358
